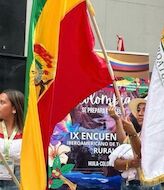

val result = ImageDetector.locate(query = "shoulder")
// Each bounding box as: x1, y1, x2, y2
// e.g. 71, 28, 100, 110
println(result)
15, 128, 23, 139
110, 143, 131, 157
0, 125, 22, 140
14, 132, 23, 139
0, 133, 22, 139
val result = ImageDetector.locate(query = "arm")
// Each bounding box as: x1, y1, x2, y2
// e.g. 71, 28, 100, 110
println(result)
121, 117, 141, 158
114, 157, 140, 171
108, 106, 126, 143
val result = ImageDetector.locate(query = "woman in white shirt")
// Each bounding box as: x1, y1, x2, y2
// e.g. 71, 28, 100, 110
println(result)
108, 98, 161, 190
0, 89, 24, 190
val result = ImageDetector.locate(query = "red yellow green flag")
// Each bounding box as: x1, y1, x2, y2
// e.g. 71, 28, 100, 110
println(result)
20, 0, 112, 189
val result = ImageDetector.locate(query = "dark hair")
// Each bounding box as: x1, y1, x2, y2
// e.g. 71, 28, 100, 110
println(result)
129, 113, 141, 133
2, 89, 24, 131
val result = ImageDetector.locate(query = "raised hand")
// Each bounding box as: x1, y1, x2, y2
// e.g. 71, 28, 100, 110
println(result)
121, 116, 137, 136
108, 105, 119, 120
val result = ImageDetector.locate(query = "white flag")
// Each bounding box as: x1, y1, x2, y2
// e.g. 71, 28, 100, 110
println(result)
140, 32, 164, 185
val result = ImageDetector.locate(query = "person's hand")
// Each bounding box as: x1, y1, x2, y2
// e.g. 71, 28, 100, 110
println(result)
108, 106, 119, 121
128, 157, 141, 168
121, 116, 137, 136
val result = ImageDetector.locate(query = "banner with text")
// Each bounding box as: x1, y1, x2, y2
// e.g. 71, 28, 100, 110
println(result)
48, 75, 149, 190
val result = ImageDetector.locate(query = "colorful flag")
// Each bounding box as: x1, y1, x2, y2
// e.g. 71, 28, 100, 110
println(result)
117, 35, 125, 51
140, 30, 164, 185
20, 0, 112, 189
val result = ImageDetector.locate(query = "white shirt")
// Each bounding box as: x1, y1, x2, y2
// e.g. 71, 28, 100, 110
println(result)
0, 132, 22, 165
109, 143, 138, 181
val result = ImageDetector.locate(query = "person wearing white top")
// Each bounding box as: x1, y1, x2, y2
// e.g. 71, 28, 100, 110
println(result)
0, 89, 24, 190
108, 98, 162, 190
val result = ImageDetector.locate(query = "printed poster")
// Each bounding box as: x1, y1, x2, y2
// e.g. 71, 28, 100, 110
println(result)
48, 76, 149, 190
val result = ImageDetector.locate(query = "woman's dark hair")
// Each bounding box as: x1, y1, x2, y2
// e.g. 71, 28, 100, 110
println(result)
2, 89, 24, 131
129, 113, 141, 133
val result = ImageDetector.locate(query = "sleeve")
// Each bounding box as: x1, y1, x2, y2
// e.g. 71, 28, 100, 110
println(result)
108, 144, 131, 167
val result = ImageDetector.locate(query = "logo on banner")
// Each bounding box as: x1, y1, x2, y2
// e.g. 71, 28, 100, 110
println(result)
156, 42, 164, 85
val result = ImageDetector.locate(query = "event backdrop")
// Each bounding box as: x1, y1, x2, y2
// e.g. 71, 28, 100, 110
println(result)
48, 52, 149, 190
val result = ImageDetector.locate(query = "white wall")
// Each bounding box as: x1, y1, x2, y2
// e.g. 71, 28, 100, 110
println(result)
91, 0, 164, 70
25, 0, 164, 70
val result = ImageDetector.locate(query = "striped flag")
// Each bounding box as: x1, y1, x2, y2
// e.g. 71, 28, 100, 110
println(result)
140, 30, 164, 185
20, 0, 112, 189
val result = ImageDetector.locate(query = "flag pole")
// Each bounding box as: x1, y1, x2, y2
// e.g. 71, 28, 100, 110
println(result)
0, 152, 20, 188
86, 0, 125, 116
86, 1, 141, 178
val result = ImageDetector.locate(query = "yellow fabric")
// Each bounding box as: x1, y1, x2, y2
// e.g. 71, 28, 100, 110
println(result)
21, 63, 46, 190
20, 1, 85, 190
35, 0, 85, 99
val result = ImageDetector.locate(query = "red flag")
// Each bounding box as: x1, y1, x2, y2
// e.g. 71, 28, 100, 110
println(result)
38, 1, 112, 159
21, 1, 112, 189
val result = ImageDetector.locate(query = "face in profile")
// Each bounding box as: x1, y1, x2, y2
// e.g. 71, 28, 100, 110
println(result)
0, 93, 15, 121
136, 103, 146, 126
